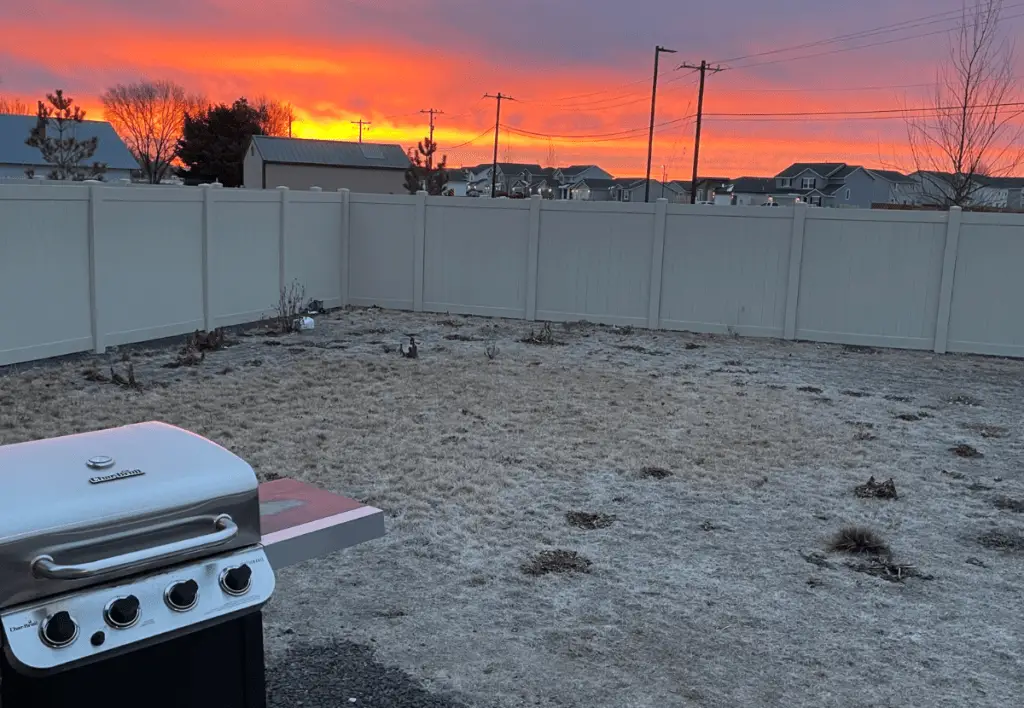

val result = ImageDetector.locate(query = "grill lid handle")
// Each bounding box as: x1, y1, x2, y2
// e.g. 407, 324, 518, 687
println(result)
31, 514, 239, 581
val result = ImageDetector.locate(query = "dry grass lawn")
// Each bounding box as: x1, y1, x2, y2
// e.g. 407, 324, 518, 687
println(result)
2, 308, 1023, 708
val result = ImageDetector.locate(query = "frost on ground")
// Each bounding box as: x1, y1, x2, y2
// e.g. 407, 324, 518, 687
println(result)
2, 308, 1023, 708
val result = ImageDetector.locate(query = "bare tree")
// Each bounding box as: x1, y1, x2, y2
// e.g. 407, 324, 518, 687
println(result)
0, 77, 29, 114
101, 80, 207, 184
252, 96, 294, 137
904, 0, 1024, 207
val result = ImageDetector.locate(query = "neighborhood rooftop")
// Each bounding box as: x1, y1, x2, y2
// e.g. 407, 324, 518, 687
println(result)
0, 114, 140, 171
249, 136, 411, 170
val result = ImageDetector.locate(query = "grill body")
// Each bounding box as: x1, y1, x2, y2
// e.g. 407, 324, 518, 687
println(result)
0, 423, 274, 708
1, 612, 266, 708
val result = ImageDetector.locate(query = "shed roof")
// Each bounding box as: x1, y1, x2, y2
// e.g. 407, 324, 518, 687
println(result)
252, 136, 411, 170
0, 114, 140, 171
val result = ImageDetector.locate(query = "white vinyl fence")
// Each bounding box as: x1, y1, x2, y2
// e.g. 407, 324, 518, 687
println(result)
2, 181, 1023, 367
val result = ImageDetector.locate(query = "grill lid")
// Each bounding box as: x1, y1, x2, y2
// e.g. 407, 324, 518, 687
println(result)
0, 422, 262, 608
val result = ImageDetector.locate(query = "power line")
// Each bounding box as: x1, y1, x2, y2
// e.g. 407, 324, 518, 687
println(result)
704, 100, 1024, 118
443, 127, 495, 151
714, 2, 1024, 66
728, 8, 1024, 72
350, 118, 371, 143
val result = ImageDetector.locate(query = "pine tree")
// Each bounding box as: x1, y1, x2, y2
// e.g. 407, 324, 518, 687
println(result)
25, 90, 106, 180
176, 98, 264, 186
403, 137, 448, 195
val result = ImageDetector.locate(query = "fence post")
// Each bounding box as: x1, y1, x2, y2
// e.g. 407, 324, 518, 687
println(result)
647, 198, 668, 329
277, 186, 289, 296
87, 183, 104, 354
526, 195, 542, 321
783, 202, 808, 340
201, 184, 214, 331
413, 190, 427, 312
339, 188, 351, 306
934, 206, 963, 354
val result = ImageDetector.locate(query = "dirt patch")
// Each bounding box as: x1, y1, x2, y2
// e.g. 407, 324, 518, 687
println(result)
854, 431, 878, 441
895, 413, 922, 422
977, 530, 1024, 552
840, 390, 872, 398
828, 526, 890, 557
444, 333, 481, 342
684, 342, 703, 350
797, 386, 823, 394
962, 423, 1009, 439
436, 319, 465, 328
520, 550, 593, 576
841, 344, 880, 354
617, 344, 665, 356
885, 394, 913, 403
566, 511, 617, 530
801, 551, 835, 569
723, 359, 743, 367
950, 444, 984, 459
992, 497, 1024, 513
639, 466, 672, 480
849, 559, 933, 583
350, 327, 391, 336
854, 476, 898, 500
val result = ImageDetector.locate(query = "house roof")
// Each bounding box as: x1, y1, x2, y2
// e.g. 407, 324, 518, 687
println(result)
561, 164, 597, 172
573, 178, 616, 189
978, 175, 1024, 188
776, 162, 846, 179
0, 114, 140, 171
831, 165, 862, 180
251, 136, 411, 170
868, 169, 914, 183
821, 183, 846, 195
730, 177, 774, 194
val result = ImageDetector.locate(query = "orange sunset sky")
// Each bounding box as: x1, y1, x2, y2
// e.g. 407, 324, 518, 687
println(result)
2, 0, 1020, 178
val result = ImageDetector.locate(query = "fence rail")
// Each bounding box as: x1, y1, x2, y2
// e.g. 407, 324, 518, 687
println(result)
2, 182, 1023, 367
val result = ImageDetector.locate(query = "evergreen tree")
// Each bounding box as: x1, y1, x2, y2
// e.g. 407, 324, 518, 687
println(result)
404, 137, 448, 195
25, 90, 106, 180
176, 98, 264, 186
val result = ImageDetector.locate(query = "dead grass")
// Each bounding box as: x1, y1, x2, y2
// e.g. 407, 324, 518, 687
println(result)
854, 476, 898, 500
828, 526, 891, 556
520, 550, 592, 576
3, 308, 1023, 708
950, 443, 984, 459
565, 511, 617, 530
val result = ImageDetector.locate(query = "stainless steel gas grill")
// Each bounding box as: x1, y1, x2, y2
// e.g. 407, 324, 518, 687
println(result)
0, 422, 276, 708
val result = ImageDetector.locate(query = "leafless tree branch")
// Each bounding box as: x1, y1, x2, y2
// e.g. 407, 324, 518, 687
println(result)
101, 80, 208, 184
252, 95, 295, 137
903, 0, 1024, 207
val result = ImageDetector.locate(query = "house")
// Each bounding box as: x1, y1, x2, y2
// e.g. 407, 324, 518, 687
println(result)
609, 177, 686, 203
980, 176, 1024, 209
243, 136, 411, 193
555, 164, 613, 195
726, 177, 774, 206
771, 163, 892, 208
465, 163, 544, 197
0, 114, 139, 181
867, 169, 917, 205
669, 177, 730, 203
444, 167, 469, 196
567, 177, 617, 201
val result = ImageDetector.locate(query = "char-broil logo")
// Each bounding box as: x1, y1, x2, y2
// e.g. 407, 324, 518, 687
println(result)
88, 468, 145, 485
6, 619, 39, 634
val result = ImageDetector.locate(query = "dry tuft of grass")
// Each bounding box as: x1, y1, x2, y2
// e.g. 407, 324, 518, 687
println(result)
520, 322, 561, 346
950, 444, 984, 459
992, 496, 1024, 513
849, 559, 932, 583
565, 511, 617, 530
977, 530, 1024, 552
520, 550, 592, 576
639, 466, 672, 480
946, 393, 983, 407
797, 385, 823, 394
854, 476, 898, 500
828, 526, 890, 556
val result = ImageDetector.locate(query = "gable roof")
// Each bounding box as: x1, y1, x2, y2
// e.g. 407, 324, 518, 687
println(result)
978, 175, 1024, 188
730, 177, 774, 194
776, 162, 846, 179
0, 114, 140, 171
572, 177, 616, 189
868, 169, 914, 183
251, 136, 411, 170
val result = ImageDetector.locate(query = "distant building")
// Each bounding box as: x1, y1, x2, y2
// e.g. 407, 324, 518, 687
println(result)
609, 177, 687, 203
771, 162, 899, 208
0, 114, 139, 181
243, 136, 411, 193
725, 177, 774, 206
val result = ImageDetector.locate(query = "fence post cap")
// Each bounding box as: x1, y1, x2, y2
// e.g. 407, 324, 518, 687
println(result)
276, 185, 290, 190
310, 186, 323, 192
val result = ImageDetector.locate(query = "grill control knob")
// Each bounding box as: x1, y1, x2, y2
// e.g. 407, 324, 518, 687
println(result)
104, 595, 141, 629
220, 564, 253, 596
165, 580, 200, 611
41, 610, 78, 648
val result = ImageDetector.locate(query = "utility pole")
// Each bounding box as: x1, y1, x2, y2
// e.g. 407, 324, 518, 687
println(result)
645, 45, 676, 203
679, 60, 725, 204
484, 93, 514, 198
420, 108, 444, 170
351, 119, 371, 143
